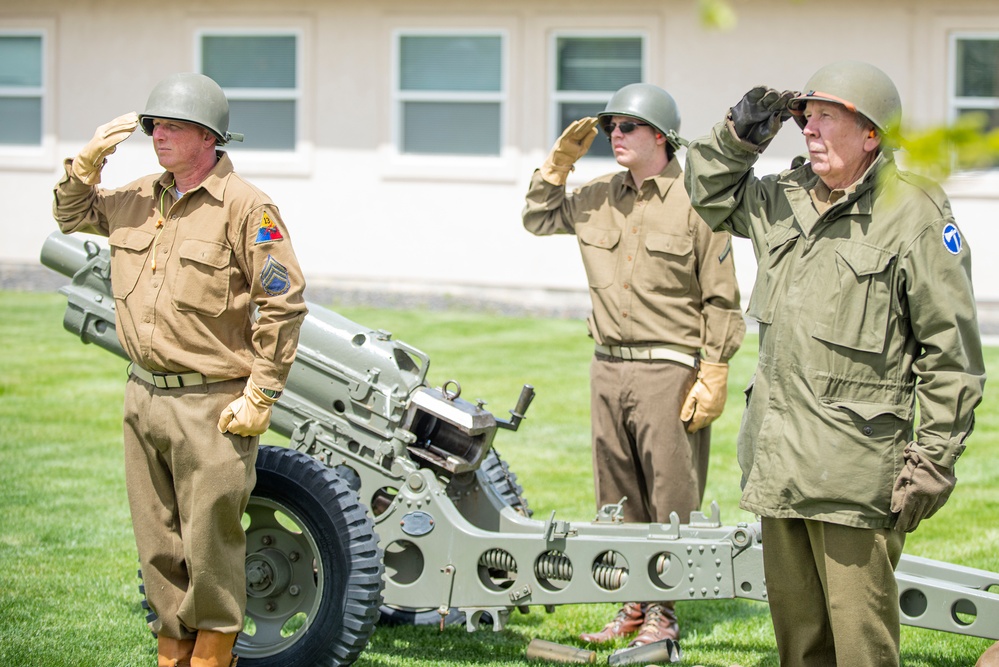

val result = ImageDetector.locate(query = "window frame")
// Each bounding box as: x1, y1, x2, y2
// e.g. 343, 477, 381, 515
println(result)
194, 26, 308, 175
0, 25, 54, 170
949, 31, 999, 125
548, 30, 647, 162
385, 27, 515, 181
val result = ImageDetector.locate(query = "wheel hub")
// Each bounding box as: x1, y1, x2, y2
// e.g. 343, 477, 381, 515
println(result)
246, 548, 292, 598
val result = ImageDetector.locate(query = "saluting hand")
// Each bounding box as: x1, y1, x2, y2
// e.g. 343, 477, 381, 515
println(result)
72, 112, 140, 185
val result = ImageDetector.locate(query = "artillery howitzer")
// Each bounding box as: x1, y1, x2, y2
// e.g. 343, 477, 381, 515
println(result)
41, 231, 999, 666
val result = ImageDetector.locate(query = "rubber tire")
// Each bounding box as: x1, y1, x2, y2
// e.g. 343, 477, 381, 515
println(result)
376, 448, 528, 627
238, 445, 384, 667
477, 447, 533, 518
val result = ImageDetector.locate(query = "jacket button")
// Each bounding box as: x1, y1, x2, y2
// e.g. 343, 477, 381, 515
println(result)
862, 426, 874, 436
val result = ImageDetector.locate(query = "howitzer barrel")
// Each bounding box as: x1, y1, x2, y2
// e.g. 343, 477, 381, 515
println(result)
40, 232, 105, 280
40, 232, 125, 360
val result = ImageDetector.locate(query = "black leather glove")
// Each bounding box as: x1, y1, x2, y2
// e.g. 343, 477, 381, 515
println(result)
890, 442, 956, 533
728, 87, 797, 151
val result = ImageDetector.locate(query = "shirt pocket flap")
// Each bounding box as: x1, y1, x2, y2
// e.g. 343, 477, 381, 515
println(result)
178, 239, 231, 269
577, 226, 621, 250
835, 242, 895, 277
822, 398, 911, 421
764, 222, 800, 251
108, 227, 154, 252
645, 231, 692, 258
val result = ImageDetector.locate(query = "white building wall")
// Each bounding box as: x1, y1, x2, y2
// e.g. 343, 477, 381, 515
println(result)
3, 0, 998, 310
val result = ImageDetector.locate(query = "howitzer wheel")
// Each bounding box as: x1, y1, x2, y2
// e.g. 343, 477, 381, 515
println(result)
238, 445, 384, 666
377, 448, 527, 627
477, 447, 533, 518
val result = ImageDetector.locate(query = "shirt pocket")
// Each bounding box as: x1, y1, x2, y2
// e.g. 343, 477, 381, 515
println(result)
577, 226, 621, 289
812, 241, 896, 353
108, 227, 154, 300
637, 231, 694, 295
172, 238, 232, 318
745, 224, 800, 325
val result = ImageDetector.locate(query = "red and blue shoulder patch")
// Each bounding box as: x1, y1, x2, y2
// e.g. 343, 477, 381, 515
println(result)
255, 210, 284, 244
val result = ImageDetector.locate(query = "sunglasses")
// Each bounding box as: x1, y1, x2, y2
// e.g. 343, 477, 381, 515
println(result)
602, 121, 649, 136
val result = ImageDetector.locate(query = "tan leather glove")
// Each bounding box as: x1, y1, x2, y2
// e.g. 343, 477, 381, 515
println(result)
217, 378, 279, 437
72, 112, 139, 185
540, 117, 599, 186
680, 361, 729, 433
891, 442, 956, 533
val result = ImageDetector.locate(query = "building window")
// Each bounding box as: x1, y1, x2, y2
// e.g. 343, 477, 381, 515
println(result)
552, 35, 644, 159
199, 31, 299, 151
952, 35, 999, 129
396, 31, 505, 156
0, 33, 43, 146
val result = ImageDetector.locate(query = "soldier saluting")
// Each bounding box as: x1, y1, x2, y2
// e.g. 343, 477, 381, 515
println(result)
684, 61, 985, 666
52, 73, 307, 667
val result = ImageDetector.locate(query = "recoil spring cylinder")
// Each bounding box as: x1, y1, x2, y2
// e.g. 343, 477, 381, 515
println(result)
592, 563, 628, 590
535, 551, 573, 581
479, 549, 518, 573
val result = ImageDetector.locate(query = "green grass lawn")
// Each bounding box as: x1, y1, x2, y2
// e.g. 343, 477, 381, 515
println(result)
1, 290, 996, 666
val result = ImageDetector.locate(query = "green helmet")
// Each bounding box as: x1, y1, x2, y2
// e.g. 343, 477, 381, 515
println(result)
788, 60, 902, 133
598, 83, 684, 148
138, 73, 242, 145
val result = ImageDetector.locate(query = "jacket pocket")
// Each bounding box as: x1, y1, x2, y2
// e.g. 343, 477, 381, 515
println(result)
577, 226, 621, 289
172, 239, 232, 317
816, 397, 909, 508
745, 224, 800, 325
108, 228, 154, 300
812, 241, 896, 353
637, 231, 694, 294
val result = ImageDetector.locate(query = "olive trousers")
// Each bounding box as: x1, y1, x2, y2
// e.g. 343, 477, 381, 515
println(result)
590, 354, 705, 524
761, 517, 905, 667
123, 376, 257, 640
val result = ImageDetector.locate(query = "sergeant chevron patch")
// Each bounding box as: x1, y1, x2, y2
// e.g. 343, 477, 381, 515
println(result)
260, 255, 291, 295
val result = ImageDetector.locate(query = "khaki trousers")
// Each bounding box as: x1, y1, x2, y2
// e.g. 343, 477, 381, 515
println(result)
590, 354, 705, 525
761, 517, 905, 667
123, 376, 257, 639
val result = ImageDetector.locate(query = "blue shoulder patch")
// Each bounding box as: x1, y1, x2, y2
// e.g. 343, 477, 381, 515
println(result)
942, 223, 962, 255
260, 255, 291, 296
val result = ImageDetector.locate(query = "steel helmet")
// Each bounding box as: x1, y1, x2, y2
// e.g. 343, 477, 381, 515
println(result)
598, 83, 683, 148
138, 73, 242, 145
788, 61, 902, 134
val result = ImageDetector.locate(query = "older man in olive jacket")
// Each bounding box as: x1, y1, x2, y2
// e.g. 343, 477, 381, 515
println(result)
684, 61, 985, 666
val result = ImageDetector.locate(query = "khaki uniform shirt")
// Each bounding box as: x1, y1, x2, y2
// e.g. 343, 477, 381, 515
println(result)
523, 159, 744, 363
53, 152, 307, 391
684, 121, 986, 528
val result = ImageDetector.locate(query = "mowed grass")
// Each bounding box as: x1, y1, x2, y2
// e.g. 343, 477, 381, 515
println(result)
1, 290, 996, 666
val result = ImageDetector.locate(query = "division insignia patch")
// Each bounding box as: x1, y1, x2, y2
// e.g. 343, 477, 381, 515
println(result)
260, 255, 291, 296
255, 210, 285, 244
942, 223, 962, 255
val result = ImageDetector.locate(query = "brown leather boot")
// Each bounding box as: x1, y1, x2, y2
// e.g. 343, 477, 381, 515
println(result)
190, 630, 238, 667
579, 602, 645, 644
157, 635, 196, 667
978, 641, 999, 667
628, 602, 679, 647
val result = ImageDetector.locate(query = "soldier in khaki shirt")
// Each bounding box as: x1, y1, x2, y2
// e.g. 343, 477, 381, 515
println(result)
684, 62, 985, 666
52, 73, 307, 667
523, 83, 744, 647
